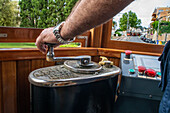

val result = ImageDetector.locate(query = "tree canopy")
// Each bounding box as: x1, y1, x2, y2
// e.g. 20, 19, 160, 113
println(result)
119, 11, 141, 31
152, 20, 170, 34
0, 0, 20, 26
19, 0, 78, 28
112, 20, 117, 29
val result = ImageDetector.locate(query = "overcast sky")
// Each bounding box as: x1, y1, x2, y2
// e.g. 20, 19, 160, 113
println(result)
114, 0, 170, 28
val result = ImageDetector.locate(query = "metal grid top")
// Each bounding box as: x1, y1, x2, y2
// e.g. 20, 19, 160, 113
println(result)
29, 62, 120, 87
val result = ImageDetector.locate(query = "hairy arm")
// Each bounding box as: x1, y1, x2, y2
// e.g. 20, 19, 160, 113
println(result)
36, 0, 134, 53
61, 0, 134, 40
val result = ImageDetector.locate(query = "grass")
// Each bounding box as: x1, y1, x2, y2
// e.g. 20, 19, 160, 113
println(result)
0, 42, 81, 48
0, 43, 36, 48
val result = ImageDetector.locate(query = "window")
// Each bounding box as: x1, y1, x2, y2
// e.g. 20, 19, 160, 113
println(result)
159, 10, 164, 13
111, 0, 170, 45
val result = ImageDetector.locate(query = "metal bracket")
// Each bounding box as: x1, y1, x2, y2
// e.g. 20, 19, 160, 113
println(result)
0, 33, 7, 38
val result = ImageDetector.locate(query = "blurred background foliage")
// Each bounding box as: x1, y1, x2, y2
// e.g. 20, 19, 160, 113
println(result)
19, 0, 78, 28
0, 0, 20, 26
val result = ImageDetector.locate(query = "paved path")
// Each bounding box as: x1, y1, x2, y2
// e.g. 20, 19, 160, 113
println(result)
128, 36, 145, 43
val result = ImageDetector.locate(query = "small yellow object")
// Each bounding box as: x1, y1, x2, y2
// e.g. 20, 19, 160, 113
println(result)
99, 56, 113, 66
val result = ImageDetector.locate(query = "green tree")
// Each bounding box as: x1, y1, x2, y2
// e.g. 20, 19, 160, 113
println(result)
152, 21, 159, 31
119, 11, 141, 31
152, 21, 170, 34
160, 21, 170, 33
112, 20, 117, 29
0, 0, 20, 26
19, 0, 78, 28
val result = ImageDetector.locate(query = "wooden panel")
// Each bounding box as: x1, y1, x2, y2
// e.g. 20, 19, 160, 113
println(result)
31, 60, 44, 71
90, 25, 103, 47
0, 48, 45, 61
98, 48, 161, 58
0, 48, 98, 61
101, 19, 164, 54
114, 58, 120, 67
43, 60, 55, 67
92, 56, 100, 63
106, 40, 164, 54
17, 60, 31, 113
0, 27, 43, 42
101, 19, 112, 48
0, 27, 90, 47
2, 61, 17, 113
0, 62, 2, 113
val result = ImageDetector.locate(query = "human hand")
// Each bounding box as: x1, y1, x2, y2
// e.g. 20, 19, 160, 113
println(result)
35, 27, 60, 54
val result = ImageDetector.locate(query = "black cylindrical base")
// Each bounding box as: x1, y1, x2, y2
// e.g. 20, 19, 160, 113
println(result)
31, 75, 118, 113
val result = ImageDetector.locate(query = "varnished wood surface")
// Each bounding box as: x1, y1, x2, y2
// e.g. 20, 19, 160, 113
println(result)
0, 47, 163, 113
106, 40, 164, 54
100, 20, 164, 54
0, 62, 2, 113
17, 60, 31, 113
0, 25, 165, 113
90, 25, 103, 47
0, 48, 98, 61
0, 27, 91, 47
0, 47, 161, 61
0, 27, 43, 42
2, 61, 17, 113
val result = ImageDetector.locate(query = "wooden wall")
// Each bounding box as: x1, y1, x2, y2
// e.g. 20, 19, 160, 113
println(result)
0, 20, 165, 113
0, 46, 162, 113
0, 48, 98, 113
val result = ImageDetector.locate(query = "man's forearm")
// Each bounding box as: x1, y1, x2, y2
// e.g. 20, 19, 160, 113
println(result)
61, 0, 134, 40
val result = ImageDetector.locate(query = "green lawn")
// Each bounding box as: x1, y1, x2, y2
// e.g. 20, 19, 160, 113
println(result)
0, 42, 81, 48
0, 43, 36, 48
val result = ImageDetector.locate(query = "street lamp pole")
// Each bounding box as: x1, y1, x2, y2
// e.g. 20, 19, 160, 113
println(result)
126, 11, 129, 37
156, 12, 160, 44
127, 11, 129, 32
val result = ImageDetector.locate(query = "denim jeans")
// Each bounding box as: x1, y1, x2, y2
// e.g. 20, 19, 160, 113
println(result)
159, 41, 170, 113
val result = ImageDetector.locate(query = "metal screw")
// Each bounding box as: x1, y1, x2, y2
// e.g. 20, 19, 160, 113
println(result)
83, 60, 88, 64
94, 72, 99, 75
149, 95, 152, 98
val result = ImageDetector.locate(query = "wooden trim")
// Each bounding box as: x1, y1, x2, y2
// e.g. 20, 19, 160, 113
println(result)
101, 19, 113, 48
0, 47, 161, 61
0, 48, 98, 61
101, 20, 164, 54
0, 62, 2, 113
0, 27, 91, 47
17, 60, 31, 113
0, 27, 43, 42
98, 48, 161, 58
105, 40, 164, 54
90, 25, 103, 47
2, 61, 17, 113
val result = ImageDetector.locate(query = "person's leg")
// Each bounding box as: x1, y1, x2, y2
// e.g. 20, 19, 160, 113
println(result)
159, 80, 170, 113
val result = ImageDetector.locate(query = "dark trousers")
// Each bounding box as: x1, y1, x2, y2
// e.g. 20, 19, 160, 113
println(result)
159, 41, 170, 113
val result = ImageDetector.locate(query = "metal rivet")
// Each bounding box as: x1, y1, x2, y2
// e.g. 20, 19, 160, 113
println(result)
149, 95, 152, 98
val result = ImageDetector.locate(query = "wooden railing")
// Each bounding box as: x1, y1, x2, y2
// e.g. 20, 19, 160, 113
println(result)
0, 20, 165, 113
0, 47, 162, 113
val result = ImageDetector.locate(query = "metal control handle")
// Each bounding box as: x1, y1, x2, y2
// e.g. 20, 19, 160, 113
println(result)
45, 43, 91, 66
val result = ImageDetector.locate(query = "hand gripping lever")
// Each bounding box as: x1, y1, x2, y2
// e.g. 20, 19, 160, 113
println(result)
45, 43, 91, 66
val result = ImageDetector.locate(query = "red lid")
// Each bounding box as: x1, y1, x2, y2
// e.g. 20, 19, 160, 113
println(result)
138, 66, 146, 72
125, 50, 132, 55
145, 69, 156, 77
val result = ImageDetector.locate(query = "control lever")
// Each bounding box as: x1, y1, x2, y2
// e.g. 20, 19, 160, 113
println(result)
45, 43, 91, 66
